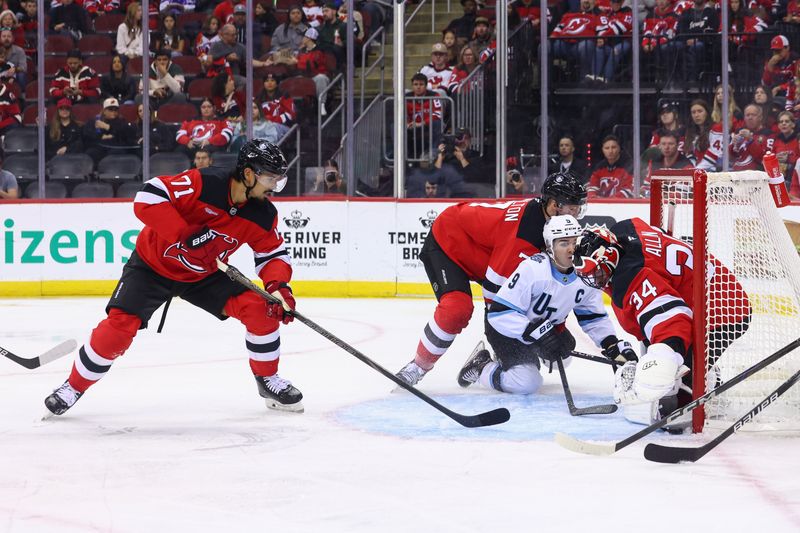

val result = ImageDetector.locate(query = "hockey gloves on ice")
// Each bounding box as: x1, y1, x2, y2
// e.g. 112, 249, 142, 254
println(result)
265, 281, 296, 324
523, 319, 572, 362
180, 225, 232, 273
601, 336, 638, 363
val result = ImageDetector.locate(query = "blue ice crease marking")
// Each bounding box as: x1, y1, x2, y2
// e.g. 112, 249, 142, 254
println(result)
334, 393, 686, 442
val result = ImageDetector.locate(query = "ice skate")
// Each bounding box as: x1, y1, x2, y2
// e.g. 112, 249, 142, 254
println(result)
255, 374, 304, 413
394, 360, 428, 388
43, 380, 83, 418
457, 341, 492, 388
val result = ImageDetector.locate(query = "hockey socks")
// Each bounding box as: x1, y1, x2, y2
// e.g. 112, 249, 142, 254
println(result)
415, 291, 473, 369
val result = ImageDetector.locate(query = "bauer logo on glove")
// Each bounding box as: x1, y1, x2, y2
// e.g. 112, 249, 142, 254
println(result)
165, 225, 239, 273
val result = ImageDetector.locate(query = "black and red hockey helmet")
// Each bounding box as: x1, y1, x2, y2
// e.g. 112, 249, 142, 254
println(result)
573, 225, 621, 289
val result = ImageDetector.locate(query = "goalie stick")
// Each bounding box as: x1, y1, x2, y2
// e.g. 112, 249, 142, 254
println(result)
554, 336, 800, 456
644, 366, 800, 463
217, 260, 510, 428
554, 356, 617, 416
1, 339, 78, 369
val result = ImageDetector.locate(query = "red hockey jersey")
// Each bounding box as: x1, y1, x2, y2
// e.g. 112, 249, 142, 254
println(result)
133, 167, 292, 285
642, 6, 678, 47
176, 119, 233, 147
431, 198, 547, 301
587, 161, 634, 198
608, 218, 750, 358
260, 92, 296, 125
48, 65, 101, 102
550, 9, 603, 42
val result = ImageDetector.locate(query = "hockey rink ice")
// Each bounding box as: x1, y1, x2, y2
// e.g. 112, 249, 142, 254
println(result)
2, 296, 799, 532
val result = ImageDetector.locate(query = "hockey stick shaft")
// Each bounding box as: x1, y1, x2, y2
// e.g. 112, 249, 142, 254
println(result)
570, 350, 619, 368
556, 336, 800, 455
1, 339, 78, 369
555, 356, 617, 416
644, 367, 800, 463
217, 260, 510, 428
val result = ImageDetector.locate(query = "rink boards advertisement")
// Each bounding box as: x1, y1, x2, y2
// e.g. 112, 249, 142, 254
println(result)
2, 199, 800, 297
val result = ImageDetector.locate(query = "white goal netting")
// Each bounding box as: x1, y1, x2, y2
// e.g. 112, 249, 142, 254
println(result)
652, 170, 800, 432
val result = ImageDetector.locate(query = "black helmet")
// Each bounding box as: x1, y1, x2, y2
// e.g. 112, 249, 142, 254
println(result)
541, 171, 587, 218
235, 139, 288, 181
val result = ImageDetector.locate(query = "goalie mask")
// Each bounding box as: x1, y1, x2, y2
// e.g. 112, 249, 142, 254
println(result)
543, 215, 582, 269
573, 225, 621, 289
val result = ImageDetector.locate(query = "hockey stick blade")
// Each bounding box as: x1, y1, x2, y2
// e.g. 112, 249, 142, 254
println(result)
555, 356, 618, 416
555, 336, 800, 456
1, 339, 77, 369
644, 367, 800, 464
216, 260, 511, 428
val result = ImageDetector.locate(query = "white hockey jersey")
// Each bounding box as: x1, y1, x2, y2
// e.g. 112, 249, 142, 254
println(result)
488, 253, 616, 346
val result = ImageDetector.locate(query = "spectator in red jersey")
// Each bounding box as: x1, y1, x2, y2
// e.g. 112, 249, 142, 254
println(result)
256, 72, 295, 139
302, 0, 323, 28
587, 134, 634, 198
406, 72, 443, 158
0, 79, 20, 136
45, 98, 84, 160
642, 0, 680, 82
448, 45, 479, 92
117, 1, 144, 61
762, 35, 797, 95
82, 97, 137, 163
730, 103, 772, 170
685, 98, 714, 167
214, 0, 240, 25
444, 0, 478, 47
49, 49, 101, 104
649, 101, 686, 151
291, 27, 331, 115
726, 0, 766, 49
784, 0, 800, 24
84, 0, 121, 18
595, 0, 633, 84
550, 0, 603, 83
210, 70, 245, 121
770, 110, 800, 179
176, 97, 234, 156
49, 0, 90, 41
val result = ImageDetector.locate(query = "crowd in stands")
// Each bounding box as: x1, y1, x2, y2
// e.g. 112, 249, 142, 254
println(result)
0, 0, 385, 199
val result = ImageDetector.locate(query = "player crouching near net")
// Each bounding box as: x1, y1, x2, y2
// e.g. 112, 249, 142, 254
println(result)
457, 215, 637, 394
44, 140, 304, 417
394, 172, 589, 387
572, 220, 751, 431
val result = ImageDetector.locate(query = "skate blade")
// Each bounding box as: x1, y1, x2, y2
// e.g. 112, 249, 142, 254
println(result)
265, 399, 304, 413
39, 410, 58, 422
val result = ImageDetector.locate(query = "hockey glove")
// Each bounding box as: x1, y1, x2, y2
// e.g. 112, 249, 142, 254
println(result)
601, 336, 638, 363
179, 225, 231, 273
265, 281, 296, 324
632, 343, 689, 403
523, 319, 569, 362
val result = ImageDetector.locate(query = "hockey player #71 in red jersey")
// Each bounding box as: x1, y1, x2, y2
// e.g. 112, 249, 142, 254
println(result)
394, 172, 589, 387
574, 218, 751, 426
43, 140, 306, 417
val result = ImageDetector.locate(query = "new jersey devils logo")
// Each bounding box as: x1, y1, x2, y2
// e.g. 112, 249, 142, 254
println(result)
163, 230, 239, 273
191, 123, 216, 142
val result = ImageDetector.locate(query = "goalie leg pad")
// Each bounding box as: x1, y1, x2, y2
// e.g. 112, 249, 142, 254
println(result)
415, 290, 474, 368
633, 343, 689, 403
479, 362, 542, 394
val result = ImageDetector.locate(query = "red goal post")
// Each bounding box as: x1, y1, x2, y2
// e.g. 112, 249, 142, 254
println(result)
650, 168, 800, 433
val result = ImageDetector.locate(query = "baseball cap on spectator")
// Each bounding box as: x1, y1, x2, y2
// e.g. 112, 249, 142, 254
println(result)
57, 98, 72, 109
771, 35, 789, 50
304, 27, 318, 40
103, 97, 120, 109
233, 4, 246, 13
455, 126, 471, 140
431, 42, 447, 54
474, 16, 490, 26
322, 1, 337, 9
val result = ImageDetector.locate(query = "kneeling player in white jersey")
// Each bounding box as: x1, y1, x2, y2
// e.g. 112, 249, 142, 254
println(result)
457, 215, 636, 395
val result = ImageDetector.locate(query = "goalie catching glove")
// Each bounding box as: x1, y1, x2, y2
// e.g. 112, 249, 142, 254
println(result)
613, 343, 689, 405
265, 281, 296, 324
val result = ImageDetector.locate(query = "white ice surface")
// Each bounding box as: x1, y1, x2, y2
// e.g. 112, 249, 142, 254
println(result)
1, 297, 799, 533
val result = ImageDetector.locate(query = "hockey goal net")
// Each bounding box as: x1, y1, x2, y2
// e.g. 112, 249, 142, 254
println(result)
650, 169, 800, 433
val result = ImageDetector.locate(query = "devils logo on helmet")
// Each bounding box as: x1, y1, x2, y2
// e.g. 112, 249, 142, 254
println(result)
573, 224, 620, 289
163, 230, 239, 273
